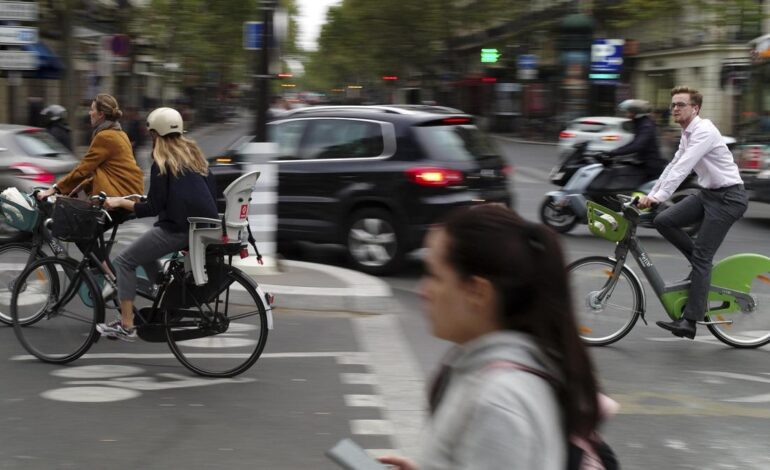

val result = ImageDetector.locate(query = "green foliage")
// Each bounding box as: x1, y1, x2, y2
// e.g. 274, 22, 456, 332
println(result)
137, 0, 298, 87
302, 0, 539, 92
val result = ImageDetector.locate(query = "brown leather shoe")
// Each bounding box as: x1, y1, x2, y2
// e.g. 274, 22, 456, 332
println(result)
656, 318, 696, 339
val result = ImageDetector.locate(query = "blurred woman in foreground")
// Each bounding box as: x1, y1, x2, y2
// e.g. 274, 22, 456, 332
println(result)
379, 205, 603, 469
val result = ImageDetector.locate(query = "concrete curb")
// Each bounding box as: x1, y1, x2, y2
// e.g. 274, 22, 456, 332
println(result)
234, 257, 396, 315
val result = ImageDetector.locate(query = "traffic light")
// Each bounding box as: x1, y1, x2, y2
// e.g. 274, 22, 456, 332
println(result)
480, 48, 501, 63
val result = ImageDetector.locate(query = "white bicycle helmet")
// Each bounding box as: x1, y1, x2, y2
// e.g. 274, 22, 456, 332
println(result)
146, 107, 183, 136
617, 99, 652, 117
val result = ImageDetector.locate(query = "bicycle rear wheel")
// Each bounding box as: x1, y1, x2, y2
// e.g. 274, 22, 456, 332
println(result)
568, 256, 644, 346
164, 266, 269, 377
707, 272, 770, 348
11, 257, 103, 363
0, 243, 49, 325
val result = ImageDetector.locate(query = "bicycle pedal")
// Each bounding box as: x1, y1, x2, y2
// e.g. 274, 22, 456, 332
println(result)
696, 320, 733, 325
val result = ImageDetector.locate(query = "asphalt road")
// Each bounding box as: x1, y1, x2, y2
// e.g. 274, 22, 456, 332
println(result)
4, 116, 770, 469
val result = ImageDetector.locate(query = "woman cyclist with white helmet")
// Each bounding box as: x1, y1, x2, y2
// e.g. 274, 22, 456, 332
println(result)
96, 107, 218, 341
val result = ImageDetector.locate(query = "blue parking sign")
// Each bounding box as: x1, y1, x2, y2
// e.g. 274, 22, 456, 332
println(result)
591, 39, 624, 74
243, 21, 263, 50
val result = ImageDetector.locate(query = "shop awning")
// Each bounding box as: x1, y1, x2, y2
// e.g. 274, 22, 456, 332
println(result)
22, 42, 64, 80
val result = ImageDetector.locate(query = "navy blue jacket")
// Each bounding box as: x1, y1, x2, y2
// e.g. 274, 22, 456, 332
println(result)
606, 115, 667, 179
134, 162, 218, 233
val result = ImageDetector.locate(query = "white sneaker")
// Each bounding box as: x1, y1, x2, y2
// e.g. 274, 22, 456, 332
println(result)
96, 320, 137, 342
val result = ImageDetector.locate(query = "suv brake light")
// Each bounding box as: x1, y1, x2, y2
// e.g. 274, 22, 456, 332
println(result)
10, 163, 55, 184
559, 131, 576, 139
442, 117, 471, 125
405, 167, 464, 186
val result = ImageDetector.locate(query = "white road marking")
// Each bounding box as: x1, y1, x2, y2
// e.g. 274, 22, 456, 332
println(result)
52, 365, 144, 379
12, 351, 359, 361
341, 373, 377, 385
350, 419, 394, 435
40, 386, 140, 403
345, 394, 385, 408
353, 314, 427, 459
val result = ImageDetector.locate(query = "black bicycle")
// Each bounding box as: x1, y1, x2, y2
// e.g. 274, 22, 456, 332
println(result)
0, 188, 67, 325
10, 193, 273, 378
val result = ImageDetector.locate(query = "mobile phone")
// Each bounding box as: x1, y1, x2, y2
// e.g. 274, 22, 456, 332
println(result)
325, 438, 388, 470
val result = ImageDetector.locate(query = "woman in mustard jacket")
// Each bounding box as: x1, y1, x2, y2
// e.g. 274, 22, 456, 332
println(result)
38, 93, 144, 201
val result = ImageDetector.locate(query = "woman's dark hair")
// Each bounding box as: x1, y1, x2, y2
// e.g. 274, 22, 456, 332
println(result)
435, 204, 599, 438
94, 93, 123, 121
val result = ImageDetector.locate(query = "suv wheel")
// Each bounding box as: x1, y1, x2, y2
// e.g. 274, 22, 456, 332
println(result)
346, 208, 404, 275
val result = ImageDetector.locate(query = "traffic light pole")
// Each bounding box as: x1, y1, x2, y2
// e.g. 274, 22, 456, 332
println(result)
254, 1, 274, 141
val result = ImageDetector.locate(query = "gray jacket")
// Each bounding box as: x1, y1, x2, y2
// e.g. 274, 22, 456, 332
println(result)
418, 331, 566, 470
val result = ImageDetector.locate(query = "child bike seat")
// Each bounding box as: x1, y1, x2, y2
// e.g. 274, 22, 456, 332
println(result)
187, 170, 260, 286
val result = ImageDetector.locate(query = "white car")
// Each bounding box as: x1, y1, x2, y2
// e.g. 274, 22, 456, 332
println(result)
558, 116, 634, 154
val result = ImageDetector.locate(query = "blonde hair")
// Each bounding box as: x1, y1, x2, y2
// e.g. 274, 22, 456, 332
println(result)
151, 133, 209, 177
94, 93, 123, 121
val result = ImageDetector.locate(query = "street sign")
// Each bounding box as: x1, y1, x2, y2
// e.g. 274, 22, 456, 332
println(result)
0, 1, 38, 21
591, 38, 624, 74
0, 50, 37, 70
243, 21, 263, 50
0, 26, 37, 45
517, 54, 537, 69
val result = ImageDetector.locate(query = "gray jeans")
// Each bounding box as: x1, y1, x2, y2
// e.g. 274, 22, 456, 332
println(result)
113, 226, 188, 302
653, 184, 748, 321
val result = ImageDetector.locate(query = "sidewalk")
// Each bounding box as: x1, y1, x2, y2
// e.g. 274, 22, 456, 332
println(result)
234, 256, 395, 315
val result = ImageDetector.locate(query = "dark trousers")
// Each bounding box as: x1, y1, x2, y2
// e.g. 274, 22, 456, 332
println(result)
653, 185, 748, 321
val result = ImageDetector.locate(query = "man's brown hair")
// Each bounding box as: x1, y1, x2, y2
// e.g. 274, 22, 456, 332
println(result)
671, 86, 703, 108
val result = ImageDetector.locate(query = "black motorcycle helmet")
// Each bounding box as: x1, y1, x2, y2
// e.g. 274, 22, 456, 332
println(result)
40, 104, 67, 124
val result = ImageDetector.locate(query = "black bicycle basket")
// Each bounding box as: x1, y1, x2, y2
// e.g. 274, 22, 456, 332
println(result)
51, 196, 105, 243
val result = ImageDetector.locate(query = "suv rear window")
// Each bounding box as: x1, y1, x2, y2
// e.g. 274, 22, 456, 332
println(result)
568, 120, 611, 133
413, 125, 497, 162
269, 120, 308, 158
301, 119, 384, 160
15, 130, 69, 157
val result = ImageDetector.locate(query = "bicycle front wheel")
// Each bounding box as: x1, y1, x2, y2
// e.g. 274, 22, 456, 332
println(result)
11, 257, 103, 363
164, 266, 269, 377
0, 243, 48, 325
707, 272, 770, 348
568, 256, 644, 346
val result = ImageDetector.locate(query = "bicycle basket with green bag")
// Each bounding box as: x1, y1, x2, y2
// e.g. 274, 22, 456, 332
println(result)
50, 196, 105, 243
587, 201, 628, 242
0, 188, 39, 232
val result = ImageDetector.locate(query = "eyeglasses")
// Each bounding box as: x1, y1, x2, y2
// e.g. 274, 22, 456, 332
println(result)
670, 102, 693, 110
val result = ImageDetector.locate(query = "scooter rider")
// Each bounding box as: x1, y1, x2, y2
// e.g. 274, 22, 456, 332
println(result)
602, 99, 667, 180
41, 104, 72, 151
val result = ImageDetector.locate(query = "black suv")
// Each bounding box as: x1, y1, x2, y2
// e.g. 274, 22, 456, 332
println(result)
209, 105, 513, 275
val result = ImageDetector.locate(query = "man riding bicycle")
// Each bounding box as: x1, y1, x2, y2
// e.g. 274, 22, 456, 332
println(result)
639, 86, 748, 339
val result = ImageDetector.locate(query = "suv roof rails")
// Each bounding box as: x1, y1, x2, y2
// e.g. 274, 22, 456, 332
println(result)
286, 105, 408, 116
284, 105, 468, 116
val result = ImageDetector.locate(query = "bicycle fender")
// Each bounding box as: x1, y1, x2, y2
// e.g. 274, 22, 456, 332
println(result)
712, 253, 770, 293
254, 283, 274, 330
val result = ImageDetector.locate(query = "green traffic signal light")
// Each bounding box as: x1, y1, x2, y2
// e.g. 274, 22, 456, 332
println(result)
480, 48, 501, 63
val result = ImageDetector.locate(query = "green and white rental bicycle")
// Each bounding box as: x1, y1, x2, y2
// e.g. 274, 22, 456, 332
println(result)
569, 194, 770, 348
